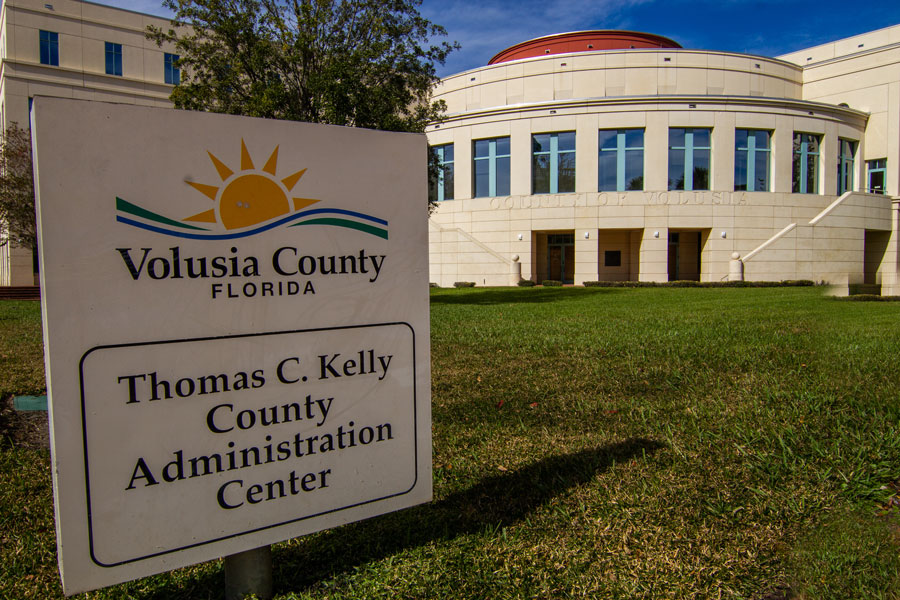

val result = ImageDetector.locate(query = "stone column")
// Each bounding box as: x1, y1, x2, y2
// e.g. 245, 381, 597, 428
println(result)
882, 198, 900, 295
574, 230, 598, 285
639, 227, 668, 282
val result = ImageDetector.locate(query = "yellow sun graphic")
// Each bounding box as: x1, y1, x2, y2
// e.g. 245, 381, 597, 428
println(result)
183, 140, 319, 230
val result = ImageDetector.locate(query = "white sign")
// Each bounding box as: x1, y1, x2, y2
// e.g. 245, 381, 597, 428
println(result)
32, 98, 431, 595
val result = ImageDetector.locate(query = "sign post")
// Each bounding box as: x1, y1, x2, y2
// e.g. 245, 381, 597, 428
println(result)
224, 546, 273, 600
32, 98, 431, 596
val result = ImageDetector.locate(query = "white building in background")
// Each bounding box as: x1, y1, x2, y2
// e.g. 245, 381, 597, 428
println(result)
1, 2, 899, 293
0, 0, 177, 285
425, 28, 900, 292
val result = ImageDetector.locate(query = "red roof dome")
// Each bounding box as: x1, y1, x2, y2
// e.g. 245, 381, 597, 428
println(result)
489, 30, 682, 65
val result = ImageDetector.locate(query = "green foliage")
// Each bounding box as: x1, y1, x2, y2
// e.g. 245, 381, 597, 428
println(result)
516, 279, 535, 287
453, 281, 475, 288
838, 294, 900, 302
582, 279, 816, 288
0, 124, 36, 250
540, 279, 562, 286
148, 0, 457, 134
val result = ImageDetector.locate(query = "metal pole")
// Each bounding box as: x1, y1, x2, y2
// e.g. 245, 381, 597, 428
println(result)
224, 545, 273, 600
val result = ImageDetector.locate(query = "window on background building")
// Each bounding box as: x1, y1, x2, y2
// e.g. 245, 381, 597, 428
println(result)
668, 128, 710, 191
734, 129, 770, 191
428, 144, 454, 202
105, 42, 123, 76
867, 159, 887, 194
164, 53, 180, 85
792, 132, 820, 193
473, 137, 510, 197
598, 129, 644, 191
532, 132, 575, 194
837, 138, 857, 194
39, 30, 59, 66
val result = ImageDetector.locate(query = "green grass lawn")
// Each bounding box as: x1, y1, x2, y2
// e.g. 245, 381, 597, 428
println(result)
2, 288, 899, 599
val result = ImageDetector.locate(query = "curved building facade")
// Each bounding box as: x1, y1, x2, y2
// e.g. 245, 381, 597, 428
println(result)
426, 28, 900, 291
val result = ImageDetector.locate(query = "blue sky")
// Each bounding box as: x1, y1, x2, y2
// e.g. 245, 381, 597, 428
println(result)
103, 0, 900, 77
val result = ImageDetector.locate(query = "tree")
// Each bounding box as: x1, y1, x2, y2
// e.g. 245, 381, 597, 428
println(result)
148, 0, 457, 134
0, 123, 36, 251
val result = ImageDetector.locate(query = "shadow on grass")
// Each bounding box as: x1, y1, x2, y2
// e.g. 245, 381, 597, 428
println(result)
268, 437, 664, 593
134, 438, 663, 599
430, 287, 621, 305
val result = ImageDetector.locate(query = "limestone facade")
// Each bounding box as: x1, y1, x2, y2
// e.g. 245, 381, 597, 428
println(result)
0, 0, 176, 285
426, 27, 900, 290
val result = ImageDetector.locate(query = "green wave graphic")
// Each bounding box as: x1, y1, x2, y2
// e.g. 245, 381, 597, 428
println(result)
290, 218, 389, 240
116, 197, 209, 231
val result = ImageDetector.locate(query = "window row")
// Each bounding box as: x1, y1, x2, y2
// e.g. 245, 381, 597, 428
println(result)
38, 30, 180, 84
429, 130, 888, 201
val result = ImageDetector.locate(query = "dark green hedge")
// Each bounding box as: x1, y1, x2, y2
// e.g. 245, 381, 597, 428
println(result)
581, 280, 816, 288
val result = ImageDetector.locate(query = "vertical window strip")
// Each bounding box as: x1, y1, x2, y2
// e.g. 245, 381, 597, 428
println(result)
433, 144, 454, 202
473, 137, 510, 198
599, 129, 644, 192
735, 130, 770, 192
39, 30, 59, 66
793, 133, 820, 194
105, 42, 123, 76
164, 53, 180, 85
549, 134, 559, 193
532, 132, 575, 194
669, 128, 711, 191
837, 138, 856, 194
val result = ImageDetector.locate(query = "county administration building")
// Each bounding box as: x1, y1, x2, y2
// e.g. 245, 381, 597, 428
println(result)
425, 28, 900, 292
1, 1, 899, 293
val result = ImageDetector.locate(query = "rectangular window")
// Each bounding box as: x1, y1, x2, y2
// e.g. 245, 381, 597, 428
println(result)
668, 128, 710, 191
105, 42, 123, 76
734, 129, 770, 191
39, 30, 59, 66
164, 53, 180, 85
473, 137, 510, 197
792, 132, 820, 194
604, 250, 622, 267
598, 129, 644, 191
428, 144, 454, 202
867, 159, 887, 194
532, 132, 575, 194
837, 138, 856, 194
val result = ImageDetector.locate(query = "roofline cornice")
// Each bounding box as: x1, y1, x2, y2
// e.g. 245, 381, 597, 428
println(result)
428, 94, 869, 128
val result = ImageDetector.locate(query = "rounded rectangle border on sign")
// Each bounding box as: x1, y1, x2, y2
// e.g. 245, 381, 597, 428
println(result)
77, 322, 419, 567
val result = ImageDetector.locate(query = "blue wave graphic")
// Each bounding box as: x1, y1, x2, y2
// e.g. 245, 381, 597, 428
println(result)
117, 207, 388, 240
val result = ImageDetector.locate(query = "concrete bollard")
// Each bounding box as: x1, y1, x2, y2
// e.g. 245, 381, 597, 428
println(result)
728, 253, 744, 282
510, 254, 522, 285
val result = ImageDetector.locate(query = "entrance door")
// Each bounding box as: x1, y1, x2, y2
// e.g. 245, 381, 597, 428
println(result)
668, 231, 703, 281
668, 232, 680, 281
548, 246, 562, 280
546, 233, 575, 283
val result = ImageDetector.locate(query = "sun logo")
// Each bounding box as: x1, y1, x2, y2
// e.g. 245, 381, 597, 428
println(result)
182, 140, 319, 230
